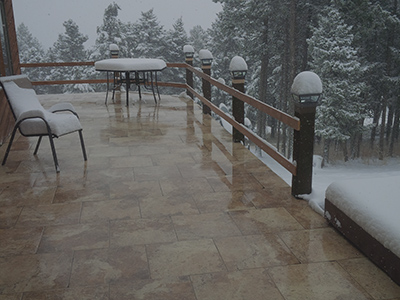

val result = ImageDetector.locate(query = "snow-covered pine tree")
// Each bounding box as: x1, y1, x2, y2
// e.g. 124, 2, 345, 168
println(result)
134, 9, 166, 59
16, 23, 47, 94
188, 25, 209, 58
92, 2, 126, 60
47, 19, 92, 94
308, 4, 366, 162
163, 17, 188, 94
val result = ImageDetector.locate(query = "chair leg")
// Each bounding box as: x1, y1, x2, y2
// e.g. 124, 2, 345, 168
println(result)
48, 135, 60, 173
79, 130, 87, 161
34, 136, 43, 155
2, 126, 18, 166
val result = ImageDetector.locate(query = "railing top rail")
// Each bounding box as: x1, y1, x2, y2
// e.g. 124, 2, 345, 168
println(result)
172, 62, 300, 131
20, 61, 300, 131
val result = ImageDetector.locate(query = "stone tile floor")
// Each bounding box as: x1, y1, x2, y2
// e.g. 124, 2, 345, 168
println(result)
1, 92, 400, 299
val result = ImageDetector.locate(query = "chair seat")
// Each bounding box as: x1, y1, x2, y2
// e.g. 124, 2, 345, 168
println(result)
0, 74, 87, 172
1, 80, 82, 137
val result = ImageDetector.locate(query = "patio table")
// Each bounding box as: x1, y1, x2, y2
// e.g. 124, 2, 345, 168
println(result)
95, 58, 167, 106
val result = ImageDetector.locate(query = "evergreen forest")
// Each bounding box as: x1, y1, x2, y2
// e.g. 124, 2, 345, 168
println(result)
16, 0, 400, 163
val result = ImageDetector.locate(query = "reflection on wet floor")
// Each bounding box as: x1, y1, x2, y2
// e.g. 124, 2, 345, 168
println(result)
1, 92, 400, 299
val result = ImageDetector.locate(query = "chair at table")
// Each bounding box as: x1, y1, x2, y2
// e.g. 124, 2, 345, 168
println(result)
0, 74, 87, 172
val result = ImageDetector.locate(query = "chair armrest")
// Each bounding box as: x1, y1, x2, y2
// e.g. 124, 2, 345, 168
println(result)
16, 109, 46, 123
48, 103, 78, 117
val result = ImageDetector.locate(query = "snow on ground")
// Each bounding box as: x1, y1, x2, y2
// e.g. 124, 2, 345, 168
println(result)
210, 102, 400, 217
253, 147, 400, 216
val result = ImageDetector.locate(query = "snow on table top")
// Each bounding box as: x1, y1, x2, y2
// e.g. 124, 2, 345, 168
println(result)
326, 176, 400, 258
95, 58, 167, 72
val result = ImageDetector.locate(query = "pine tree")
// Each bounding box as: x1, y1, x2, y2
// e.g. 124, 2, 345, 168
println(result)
16, 23, 48, 93
93, 2, 126, 59
134, 9, 166, 59
48, 19, 88, 62
308, 5, 366, 162
47, 19, 92, 94
188, 25, 209, 56
163, 17, 188, 94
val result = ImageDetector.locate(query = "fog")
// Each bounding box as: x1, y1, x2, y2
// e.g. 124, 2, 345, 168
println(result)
13, 0, 222, 48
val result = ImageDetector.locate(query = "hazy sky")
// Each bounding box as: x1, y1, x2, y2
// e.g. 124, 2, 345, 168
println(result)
13, 0, 222, 49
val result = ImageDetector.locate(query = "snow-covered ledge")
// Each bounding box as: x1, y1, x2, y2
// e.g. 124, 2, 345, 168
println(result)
325, 176, 400, 285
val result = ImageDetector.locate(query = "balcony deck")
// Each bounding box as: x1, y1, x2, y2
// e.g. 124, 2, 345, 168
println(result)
1, 91, 400, 299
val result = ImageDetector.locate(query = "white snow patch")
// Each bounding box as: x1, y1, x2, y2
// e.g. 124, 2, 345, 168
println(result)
291, 71, 322, 95
326, 176, 400, 258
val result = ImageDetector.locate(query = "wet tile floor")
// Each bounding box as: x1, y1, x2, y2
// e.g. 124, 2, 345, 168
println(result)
1, 92, 400, 299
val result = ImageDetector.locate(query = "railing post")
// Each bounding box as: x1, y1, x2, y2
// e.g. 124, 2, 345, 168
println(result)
199, 49, 213, 115
230, 56, 248, 143
183, 45, 194, 99
290, 71, 322, 198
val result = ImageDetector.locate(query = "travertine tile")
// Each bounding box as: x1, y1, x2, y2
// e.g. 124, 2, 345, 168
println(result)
110, 217, 177, 247
339, 258, 400, 299
193, 191, 254, 213
139, 193, 199, 218
215, 234, 299, 271
230, 207, 304, 234
110, 155, 153, 168
37, 223, 109, 253
159, 177, 214, 196
0, 252, 73, 293
269, 262, 371, 300
16, 203, 82, 227
54, 182, 110, 203
133, 165, 182, 182
191, 269, 285, 300
172, 212, 241, 240
0, 186, 56, 206
0, 227, 43, 256
0, 294, 21, 300
80, 198, 140, 223
110, 277, 197, 300
109, 180, 162, 199
279, 227, 361, 263
21, 285, 109, 300
284, 198, 328, 229
69, 246, 149, 286
0, 206, 22, 229
147, 239, 226, 278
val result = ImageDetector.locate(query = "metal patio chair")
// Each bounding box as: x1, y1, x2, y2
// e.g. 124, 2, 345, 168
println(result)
0, 75, 87, 172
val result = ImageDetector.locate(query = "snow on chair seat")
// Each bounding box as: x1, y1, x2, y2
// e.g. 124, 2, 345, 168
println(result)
0, 74, 87, 172
325, 176, 400, 285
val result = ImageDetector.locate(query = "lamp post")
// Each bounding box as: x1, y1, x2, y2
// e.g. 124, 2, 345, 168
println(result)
199, 49, 213, 115
229, 56, 248, 143
109, 44, 119, 58
183, 45, 195, 99
291, 71, 322, 197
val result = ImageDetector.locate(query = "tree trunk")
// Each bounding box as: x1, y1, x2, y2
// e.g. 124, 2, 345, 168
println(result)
323, 138, 331, 163
257, 16, 269, 140
379, 97, 387, 160
389, 101, 400, 156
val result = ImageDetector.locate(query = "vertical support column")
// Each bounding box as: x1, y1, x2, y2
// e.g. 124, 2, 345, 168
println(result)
229, 56, 248, 144
290, 71, 322, 198
232, 79, 245, 143
199, 49, 213, 115
0, 0, 21, 75
291, 105, 317, 196
183, 45, 194, 99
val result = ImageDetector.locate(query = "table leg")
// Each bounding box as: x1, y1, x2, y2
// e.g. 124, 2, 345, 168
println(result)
105, 71, 110, 105
138, 72, 143, 100
150, 71, 157, 103
125, 71, 130, 106
155, 71, 161, 101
